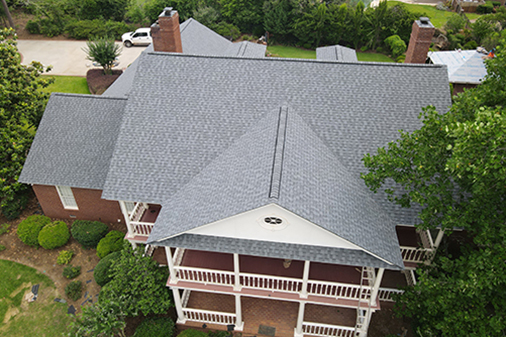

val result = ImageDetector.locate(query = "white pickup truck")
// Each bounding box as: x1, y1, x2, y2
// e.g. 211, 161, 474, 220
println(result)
121, 28, 152, 47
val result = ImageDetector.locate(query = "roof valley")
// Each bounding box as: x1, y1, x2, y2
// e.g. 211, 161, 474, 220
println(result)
269, 106, 288, 200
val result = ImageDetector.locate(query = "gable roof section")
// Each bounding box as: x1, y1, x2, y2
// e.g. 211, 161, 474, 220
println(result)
317, 45, 358, 62
148, 107, 403, 268
428, 50, 487, 84
19, 94, 127, 189
102, 53, 451, 227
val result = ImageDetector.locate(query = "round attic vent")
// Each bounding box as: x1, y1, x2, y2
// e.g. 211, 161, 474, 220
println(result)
258, 215, 288, 231
264, 217, 283, 225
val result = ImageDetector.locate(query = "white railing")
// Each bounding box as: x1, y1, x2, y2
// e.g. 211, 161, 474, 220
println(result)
378, 287, 404, 302
183, 308, 236, 325
131, 221, 153, 236
129, 202, 146, 222
240, 273, 302, 293
400, 246, 433, 264
303, 322, 355, 337
176, 266, 235, 286
307, 280, 368, 301
418, 229, 434, 249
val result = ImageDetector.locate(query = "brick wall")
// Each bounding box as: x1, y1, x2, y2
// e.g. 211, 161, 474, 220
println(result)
32, 184, 124, 224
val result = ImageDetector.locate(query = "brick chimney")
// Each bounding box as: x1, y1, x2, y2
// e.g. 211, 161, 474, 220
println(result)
151, 7, 183, 53
405, 17, 435, 64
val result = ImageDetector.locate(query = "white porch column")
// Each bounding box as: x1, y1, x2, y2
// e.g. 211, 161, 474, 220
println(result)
294, 301, 305, 337
433, 229, 445, 248
370, 268, 385, 306
172, 287, 187, 324
300, 260, 310, 298
234, 294, 244, 330
233, 253, 241, 290
118, 200, 134, 237
165, 247, 178, 284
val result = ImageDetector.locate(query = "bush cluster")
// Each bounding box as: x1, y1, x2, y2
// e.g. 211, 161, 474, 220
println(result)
0, 223, 10, 235
65, 20, 135, 40
57, 250, 74, 265
17, 215, 51, 247
96, 231, 125, 259
71, 220, 109, 248
94, 251, 121, 286
38, 221, 70, 249
63, 265, 81, 279
65, 280, 83, 301
1, 191, 30, 220
133, 317, 176, 337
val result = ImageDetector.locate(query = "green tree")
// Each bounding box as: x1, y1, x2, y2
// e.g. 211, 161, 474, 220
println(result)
83, 36, 121, 75
361, 34, 506, 336
294, 3, 328, 48
263, 0, 294, 44
68, 299, 127, 337
99, 244, 172, 316
0, 28, 53, 219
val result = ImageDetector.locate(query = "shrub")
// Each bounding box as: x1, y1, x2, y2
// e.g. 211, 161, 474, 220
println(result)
96, 231, 125, 258
38, 18, 64, 37
65, 19, 134, 40
65, 280, 83, 301
0, 223, 10, 235
0, 244, 6, 251
17, 215, 51, 247
57, 250, 74, 265
1, 191, 29, 220
214, 22, 240, 41
38, 221, 70, 249
177, 329, 208, 337
25, 20, 40, 34
444, 15, 466, 34
71, 220, 109, 248
463, 40, 478, 50
94, 251, 121, 286
133, 317, 176, 337
63, 265, 81, 279
477, 2, 494, 14
83, 36, 122, 75
385, 35, 407, 58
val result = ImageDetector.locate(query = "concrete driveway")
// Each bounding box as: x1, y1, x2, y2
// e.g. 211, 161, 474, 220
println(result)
17, 40, 146, 76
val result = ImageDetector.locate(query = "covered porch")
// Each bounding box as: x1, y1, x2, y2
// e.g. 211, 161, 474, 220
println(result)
120, 201, 161, 243
177, 290, 359, 337
396, 225, 443, 268
164, 248, 381, 309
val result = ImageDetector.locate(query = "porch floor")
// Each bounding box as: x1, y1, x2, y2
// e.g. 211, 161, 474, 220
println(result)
183, 291, 357, 337
181, 250, 362, 284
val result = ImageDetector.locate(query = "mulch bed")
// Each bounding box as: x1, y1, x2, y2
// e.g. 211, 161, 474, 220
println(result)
86, 69, 123, 95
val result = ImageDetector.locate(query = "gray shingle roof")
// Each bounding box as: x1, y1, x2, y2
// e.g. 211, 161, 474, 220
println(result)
157, 234, 402, 269
103, 53, 451, 231
148, 107, 404, 268
19, 94, 127, 189
317, 45, 358, 62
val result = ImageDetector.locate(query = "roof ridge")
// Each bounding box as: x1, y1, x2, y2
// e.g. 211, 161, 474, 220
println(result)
51, 93, 128, 100
269, 106, 288, 199
146, 51, 446, 68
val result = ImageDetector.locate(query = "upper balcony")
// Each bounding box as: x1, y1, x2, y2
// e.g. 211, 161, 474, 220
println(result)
396, 226, 437, 268
165, 248, 381, 309
126, 202, 161, 242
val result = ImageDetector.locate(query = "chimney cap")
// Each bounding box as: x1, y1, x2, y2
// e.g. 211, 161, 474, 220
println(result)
160, 7, 175, 17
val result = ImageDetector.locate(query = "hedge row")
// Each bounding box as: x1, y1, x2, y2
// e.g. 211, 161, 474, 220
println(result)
26, 19, 135, 40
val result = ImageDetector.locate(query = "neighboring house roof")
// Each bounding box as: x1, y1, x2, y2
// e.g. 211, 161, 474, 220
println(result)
19, 94, 127, 189
316, 45, 358, 62
102, 18, 267, 98
148, 107, 404, 268
428, 49, 487, 84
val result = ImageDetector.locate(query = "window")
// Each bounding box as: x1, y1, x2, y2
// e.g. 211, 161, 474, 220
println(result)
56, 186, 78, 210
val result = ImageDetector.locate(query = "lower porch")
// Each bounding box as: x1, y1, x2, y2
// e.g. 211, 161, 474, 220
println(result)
177, 290, 358, 337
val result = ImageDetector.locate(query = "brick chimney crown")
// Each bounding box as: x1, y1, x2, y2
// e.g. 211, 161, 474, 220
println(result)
151, 7, 183, 53
405, 17, 435, 64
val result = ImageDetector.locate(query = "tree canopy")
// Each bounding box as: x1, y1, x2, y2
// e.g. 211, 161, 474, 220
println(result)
0, 28, 53, 219
361, 32, 506, 336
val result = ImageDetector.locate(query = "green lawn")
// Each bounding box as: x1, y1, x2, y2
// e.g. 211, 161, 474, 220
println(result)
0, 260, 72, 336
42, 75, 91, 94
387, 1, 481, 28
267, 45, 394, 62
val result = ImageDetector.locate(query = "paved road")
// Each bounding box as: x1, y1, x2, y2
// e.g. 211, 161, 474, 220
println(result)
17, 40, 146, 76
